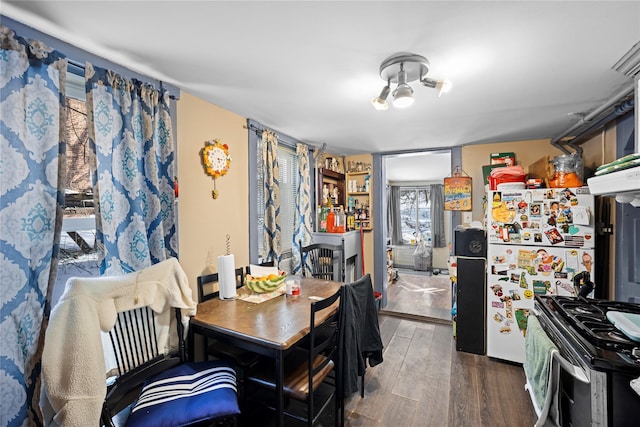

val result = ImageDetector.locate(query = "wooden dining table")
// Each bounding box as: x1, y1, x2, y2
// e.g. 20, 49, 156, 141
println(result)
188, 276, 342, 427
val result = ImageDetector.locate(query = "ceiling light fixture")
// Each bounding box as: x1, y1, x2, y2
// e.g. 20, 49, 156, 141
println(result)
392, 63, 414, 108
371, 79, 391, 110
372, 52, 452, 109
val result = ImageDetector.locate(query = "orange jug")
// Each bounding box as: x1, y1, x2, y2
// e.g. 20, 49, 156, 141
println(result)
326, 208, 335, 233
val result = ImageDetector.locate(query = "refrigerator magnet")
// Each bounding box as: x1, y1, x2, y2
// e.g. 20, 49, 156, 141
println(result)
544, 227, 564, 244
572, 206, 590, 225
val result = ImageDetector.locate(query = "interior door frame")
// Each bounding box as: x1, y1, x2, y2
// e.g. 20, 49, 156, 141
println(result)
372, 147, 462, 309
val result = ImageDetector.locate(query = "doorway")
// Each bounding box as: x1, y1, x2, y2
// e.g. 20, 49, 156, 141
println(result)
379, 151, 453, 322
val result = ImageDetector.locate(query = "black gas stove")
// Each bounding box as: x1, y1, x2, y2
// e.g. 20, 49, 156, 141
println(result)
534, 295, 640, 427
536, 295, 640, 371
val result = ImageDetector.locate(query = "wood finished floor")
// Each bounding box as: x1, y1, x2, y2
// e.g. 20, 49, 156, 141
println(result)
242, 314, 537, 426
342, 314, 536, 427
382, 271, 452, 322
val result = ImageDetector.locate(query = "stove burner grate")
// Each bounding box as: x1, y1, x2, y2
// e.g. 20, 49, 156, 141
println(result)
595, 330, 633, 343
544, 296, 640, 351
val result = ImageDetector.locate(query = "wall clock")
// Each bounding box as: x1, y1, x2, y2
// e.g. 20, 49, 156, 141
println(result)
201, 139, 231, 199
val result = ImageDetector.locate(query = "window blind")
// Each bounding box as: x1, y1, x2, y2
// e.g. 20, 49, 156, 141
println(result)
256, 140, 299, 261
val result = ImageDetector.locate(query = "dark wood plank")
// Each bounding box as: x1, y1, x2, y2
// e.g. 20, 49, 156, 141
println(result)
479, 358, 535, 426
448, 349, 482, 426
239, 314, 537, 426
342, 315, 536, 427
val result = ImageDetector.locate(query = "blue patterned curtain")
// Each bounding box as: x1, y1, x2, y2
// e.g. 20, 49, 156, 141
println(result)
85, 63, 176, 275
260, 129, 281, 263
292, 143, 313, 274
0, 26, 67, 427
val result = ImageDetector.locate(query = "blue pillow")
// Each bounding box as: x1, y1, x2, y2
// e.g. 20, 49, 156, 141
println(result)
125, 360, 240, 427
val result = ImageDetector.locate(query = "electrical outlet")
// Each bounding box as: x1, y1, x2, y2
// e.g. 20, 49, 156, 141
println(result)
463, 212, 472, 224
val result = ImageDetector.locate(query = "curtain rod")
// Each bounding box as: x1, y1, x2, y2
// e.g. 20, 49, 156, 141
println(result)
244, 123, 324, 155
245, 123, 303, 149
68, 59, 176, 100
1, 16, 179, 99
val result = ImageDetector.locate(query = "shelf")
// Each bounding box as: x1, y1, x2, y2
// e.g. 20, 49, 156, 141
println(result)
321, 168, 345, 180
317, 167, 345, 208
346, 170, 373, 231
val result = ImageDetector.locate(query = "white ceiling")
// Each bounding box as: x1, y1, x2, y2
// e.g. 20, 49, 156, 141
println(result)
3, 1, 639, 162
385, 151, 451, 182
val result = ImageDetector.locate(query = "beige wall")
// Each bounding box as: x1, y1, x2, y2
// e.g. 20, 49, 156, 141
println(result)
174, 93, 620, 297
176, 92, 250, 295
461, 139, 566, 221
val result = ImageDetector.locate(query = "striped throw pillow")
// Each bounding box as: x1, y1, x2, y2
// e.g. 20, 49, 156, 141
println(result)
125, 361, 239, 427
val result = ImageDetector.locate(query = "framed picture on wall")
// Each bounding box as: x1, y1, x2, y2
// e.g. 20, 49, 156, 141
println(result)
444, 175, 472, 211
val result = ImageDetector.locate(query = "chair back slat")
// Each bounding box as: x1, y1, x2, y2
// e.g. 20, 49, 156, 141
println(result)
197, 268, 245, 302
103, 305, 213, 426
300, 241, 344, 282
197, 273, 219, 302
109, 306, 160, 376
309, 287, 341, 386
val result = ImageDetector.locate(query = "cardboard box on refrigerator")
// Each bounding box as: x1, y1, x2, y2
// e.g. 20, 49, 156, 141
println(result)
490, 152, 516, 167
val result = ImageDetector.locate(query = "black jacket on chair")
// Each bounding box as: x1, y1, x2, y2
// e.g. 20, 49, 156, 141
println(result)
339, 274, 383, 396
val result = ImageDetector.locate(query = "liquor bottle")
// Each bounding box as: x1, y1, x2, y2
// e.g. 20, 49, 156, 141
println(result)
319, 206, 327, 232
326, 208, 335, 233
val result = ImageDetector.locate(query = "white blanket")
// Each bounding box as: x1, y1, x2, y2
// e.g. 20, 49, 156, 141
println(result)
40, 257, 196, 427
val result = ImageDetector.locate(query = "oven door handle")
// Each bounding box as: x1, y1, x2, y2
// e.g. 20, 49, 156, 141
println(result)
552, 350, 589, 383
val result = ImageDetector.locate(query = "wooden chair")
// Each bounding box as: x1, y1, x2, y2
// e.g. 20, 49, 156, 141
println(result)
101, 306, 239, 427
197, 267, 245, 302
196, 271, 261, 368
245, 287, 344, 426
299, 240, 345, 282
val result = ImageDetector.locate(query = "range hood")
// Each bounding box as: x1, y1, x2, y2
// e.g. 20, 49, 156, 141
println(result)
587, 165, 640, 207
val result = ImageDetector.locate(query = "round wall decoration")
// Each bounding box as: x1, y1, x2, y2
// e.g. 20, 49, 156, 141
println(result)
201, 139, 231, 198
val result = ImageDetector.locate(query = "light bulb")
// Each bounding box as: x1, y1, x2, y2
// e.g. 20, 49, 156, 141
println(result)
436, 79, 453, 97
371, 97, 389, 110
371, 84, 390, 110
392, 83, 414, 108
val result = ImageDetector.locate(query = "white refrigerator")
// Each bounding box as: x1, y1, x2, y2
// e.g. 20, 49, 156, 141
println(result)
486, 187, 595, 363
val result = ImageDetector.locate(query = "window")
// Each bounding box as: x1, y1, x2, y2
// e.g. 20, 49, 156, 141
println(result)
53, 70, 100, 306
399, 187, 431, 245
256, 140, 299, 261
